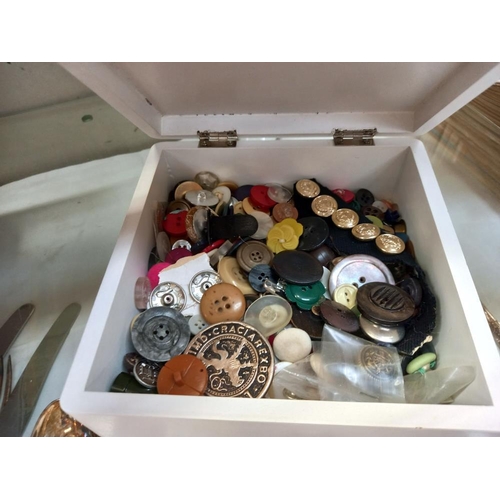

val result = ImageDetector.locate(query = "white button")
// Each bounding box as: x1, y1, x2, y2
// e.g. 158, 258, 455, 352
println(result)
273, 328, 312, 363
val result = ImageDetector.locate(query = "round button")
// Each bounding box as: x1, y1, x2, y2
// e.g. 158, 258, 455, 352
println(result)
133, 359, 161, 388
163, 210, 188, 237
352, 223, 381, 241
188, 314, 209, 335
356, 282, 416, 326
212, 185, 232, 204
394, 220, 407, 234
165, 247, 192, 264
372, 200, 389, 213
273, 328, 312, 363
406, 352, 437, 374
234, 184, 253, 201
359, 315, 405, 344
185, 189, 219, 207
375, 234, 405, 254
362, 205, 384, 219
272, 250, 323, 285
156, 232, 171, 262
250, 185, 277, 210
200, 283, 246, 324
297, 216, 329, 251
149, 282, 186, 311
331, 208, 359, 229
217, 181, 239, 192
135, 276, 152, 310
189, 271, 223, 303
236, 241, 274, 272
167, 200, 191, 213
185, 206, 208, 243
355, 188, 375, 207
309, 245, 337, 268
244, 295, 292, 337
218, 256, 254, 295
365, 215, 384, 228
328, 254, 395, 292
272, 203, 298, 222
248, 264, 278, 293
285, 282, 326, 310
319, 300, 360, 333
157, 354, 208, 396
333, 283, 358, 309
332, 189, 355, 203
194, 171, 220, 191
311, 195, 338, 217
249, 211, 274, 240
131, 306, 191, 362
172, 239, 192, 251
123, 352, 142, 373
147, 262, 171, 288
174, 181, 202, 201
267, 184, 292, 203
232, 201, 245, 215
290, 303, 324, 339
296, 179, 320, 198
399, 276, 423, 307
242, 197, 256, 214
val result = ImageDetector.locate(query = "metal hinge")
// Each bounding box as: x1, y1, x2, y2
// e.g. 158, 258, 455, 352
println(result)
333, 128, 377, 146
198, 130, 238, 148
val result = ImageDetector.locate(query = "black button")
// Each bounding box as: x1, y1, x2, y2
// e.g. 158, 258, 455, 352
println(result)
355, 188, 375, 207
362, 205, 384, 219
356, 282, 416, 326
309, 244, 337, 267
398, 276, 423, 307
208, 213, 258, 241
297, 217, 329, 251
290, 302, 324, 339
272, 250, 323, 285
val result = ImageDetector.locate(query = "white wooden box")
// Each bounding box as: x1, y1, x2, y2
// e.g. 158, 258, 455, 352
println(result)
59, 63, 500, 436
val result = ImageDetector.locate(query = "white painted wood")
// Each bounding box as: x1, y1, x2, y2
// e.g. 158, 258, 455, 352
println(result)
60, 138, 500, 436
59, 62, 500, 137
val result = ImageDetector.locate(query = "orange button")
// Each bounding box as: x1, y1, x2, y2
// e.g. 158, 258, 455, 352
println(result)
156, 355, 208, 396
200, 283, 246, 324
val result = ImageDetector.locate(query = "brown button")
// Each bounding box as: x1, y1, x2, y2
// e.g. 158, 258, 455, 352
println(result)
200, 283, 246, 323
290, 302, 324, 339
157, 354, 208, 396
319, 299, 360, 333
236, 241, 274, 273
272, 203, 298, 222
174, 181, 203, 201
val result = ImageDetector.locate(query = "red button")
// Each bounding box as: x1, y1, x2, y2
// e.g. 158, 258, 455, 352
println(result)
165, 248, 192, 264
333, 189, 355, 203
163, 210, 187, 237
250, 185, 277, 210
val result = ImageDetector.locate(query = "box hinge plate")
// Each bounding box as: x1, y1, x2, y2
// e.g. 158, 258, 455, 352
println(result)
333, 128, 377, 146
198, 130, 238, 148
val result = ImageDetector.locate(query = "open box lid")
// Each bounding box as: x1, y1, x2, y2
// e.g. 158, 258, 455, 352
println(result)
60, 62, 500, 139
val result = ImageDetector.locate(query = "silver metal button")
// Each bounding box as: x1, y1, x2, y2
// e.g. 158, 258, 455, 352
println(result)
172, 239, 192, 251
188, 271, 223, 303
149, 282, 186, 311
133, 359, 161, 388
359, 315, 405, 344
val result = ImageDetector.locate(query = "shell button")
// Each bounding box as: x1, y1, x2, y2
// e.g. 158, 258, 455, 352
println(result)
272, 250, 324, 285
135, 276, 152, 311
236, 241, 274, 272
131, 306, 191, 362
218, 256, 254, 295
297, 216, 329, 251
200, 283, 246, 324
157, 354, 208, 396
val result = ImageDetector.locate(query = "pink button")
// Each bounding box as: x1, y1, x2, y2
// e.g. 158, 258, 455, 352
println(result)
147, 262, 171, 288
165, 248, 192, 264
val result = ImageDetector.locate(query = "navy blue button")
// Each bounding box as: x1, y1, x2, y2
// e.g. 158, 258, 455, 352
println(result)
249, 264, 278, 293
234, 184, 253, 201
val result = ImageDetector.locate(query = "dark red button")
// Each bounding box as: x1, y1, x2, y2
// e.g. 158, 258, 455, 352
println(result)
333, 189, 355, 203
165, 248, 192, 264
250, 185, 277, 210
163, 210, 187, 237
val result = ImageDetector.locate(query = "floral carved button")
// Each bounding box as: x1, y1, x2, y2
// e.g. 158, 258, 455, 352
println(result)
200, 283, 246, 324
266, 218, 303, 253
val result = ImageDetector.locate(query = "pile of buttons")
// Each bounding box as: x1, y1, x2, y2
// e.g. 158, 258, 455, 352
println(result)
111, 172, 437, 399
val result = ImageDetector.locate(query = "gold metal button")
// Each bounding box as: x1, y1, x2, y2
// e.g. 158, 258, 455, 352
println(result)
296, 179, 320, 198
311, 195, 338, 217
375, 234, 405, 254
331, 208, 359, 229
352, 223, 381, 241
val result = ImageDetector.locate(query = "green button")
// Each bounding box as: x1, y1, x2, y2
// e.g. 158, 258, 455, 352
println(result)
285, 282, 326, 310
406, 352, 437, 374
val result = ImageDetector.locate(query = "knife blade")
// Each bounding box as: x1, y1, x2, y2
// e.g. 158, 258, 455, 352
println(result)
0, 303, 81, 437
0, 304, 35, 358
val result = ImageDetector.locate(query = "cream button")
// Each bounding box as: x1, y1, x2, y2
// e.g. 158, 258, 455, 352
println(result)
273, 328, 312, 363
333, 284, 358, 310
217, 256, 254, 295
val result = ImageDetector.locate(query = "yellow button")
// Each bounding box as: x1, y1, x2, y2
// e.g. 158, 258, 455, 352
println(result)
333, 284, 358, 310
266, 218, 303, 253
217, 257, 254, 295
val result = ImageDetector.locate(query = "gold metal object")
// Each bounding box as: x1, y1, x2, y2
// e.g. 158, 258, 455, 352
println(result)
375, 234, 405, 254
31, 400, 99, 437
311, 195, 338, 217
331, 208, 359, 229
296, 179, 320, 198
352, 223, 381, 241
198, 130, 238, 148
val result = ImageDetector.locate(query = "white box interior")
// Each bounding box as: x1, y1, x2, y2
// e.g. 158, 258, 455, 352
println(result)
62, 137, 500, 436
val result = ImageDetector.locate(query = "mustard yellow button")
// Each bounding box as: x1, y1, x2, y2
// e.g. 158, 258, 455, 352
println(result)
267, 218, 303, 253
